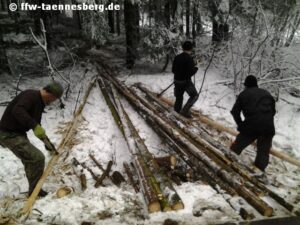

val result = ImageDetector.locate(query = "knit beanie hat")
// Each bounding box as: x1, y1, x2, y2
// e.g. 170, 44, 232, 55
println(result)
182, 41, 194, 51
244, 75, 258, 87
43, 81, 64, 98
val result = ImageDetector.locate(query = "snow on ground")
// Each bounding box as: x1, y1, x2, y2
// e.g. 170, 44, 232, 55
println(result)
0, 58, 300, 224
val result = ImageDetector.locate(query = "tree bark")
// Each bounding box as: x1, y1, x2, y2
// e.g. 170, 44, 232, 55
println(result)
124, 0, 138, 69
1, 0, 6, 10
186, 0, 190, 37
98, 76, 162, 213
285, 11, 300, 47
107, 1, 115, 33
164, 1, 171, 28
80, 173, 87, 191
154, 0, 162, 24
116, 9, 121, 35
124, 162, 139, 193
209, 0, 229, 42
0, 28, 11, 74
119, 101, 183, 211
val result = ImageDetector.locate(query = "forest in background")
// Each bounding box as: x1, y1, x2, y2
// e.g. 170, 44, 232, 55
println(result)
0, 0, 300, 99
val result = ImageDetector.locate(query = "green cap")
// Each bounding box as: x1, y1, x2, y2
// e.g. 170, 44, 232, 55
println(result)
44, 81, 64, 98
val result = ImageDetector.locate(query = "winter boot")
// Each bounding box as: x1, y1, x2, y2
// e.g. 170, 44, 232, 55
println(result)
28, 188, 48, 198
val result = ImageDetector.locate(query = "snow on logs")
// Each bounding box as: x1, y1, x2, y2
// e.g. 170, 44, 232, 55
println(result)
98, 77, 177, 213
97, 67, 277, 217
135, 84, 295, 215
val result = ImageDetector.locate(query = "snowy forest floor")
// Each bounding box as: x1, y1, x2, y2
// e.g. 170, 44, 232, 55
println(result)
1, 17, 300, 225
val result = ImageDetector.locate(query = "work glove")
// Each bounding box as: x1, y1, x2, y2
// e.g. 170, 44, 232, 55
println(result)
43, 137, 59, 155
33, 124, 46, 139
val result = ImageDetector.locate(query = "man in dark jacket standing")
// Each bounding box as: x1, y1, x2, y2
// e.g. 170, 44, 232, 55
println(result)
172, 41, 198, 118
230, 75, 276, 174
0, 82, 63, 197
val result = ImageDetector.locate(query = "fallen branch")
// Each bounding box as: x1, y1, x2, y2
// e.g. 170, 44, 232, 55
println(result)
94, 161, 113, 188
73, 158, 98, 181
123, 162, 139, 193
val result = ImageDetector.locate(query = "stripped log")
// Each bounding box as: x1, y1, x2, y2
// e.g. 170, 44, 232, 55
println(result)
98, 69, 274, 217
98, 77, 161, 213
135, 84, 295, 213
21, 80, 96, 216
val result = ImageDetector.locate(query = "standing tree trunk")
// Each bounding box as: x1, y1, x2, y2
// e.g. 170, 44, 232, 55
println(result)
170, 0, 177, 22
134, 3, 140, 42
192, 0, 196, 40
285, 11, 300, 47
154, 0, 162, 25
124, 0, 138, 69
186, 0, 190, 37
116, 9, 121, 35
164, 1, 170, 28
0, 27, 10, 74
1, 0, 6, 11
210, 0, 229, 43
72, 0, 82, 30
108, 1, 115, 33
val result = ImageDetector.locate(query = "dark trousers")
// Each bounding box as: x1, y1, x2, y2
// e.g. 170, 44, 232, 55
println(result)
230, 133, 273, 171
174, 80, 198, 113
0, 131, 45, 194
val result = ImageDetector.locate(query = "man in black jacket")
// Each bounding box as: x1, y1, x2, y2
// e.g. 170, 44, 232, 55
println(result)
172, 41, 198, 118
230, 75, 276, 174
0, 82, 63, 197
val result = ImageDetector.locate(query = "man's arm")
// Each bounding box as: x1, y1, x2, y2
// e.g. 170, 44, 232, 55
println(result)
231, 96, 243, 126
187, 57, 198, 78
12, 92, 38, 130
271, 96, 276, 116
172, 56, 177, 74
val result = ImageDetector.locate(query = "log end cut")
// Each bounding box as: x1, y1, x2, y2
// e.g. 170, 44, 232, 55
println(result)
149, 201, 162, 213
264, 207, 274, 217
171, 202, 185, 211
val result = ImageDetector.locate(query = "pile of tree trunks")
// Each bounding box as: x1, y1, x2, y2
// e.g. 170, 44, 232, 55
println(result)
97, 77, 184, 213
96, 61, 299, 218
